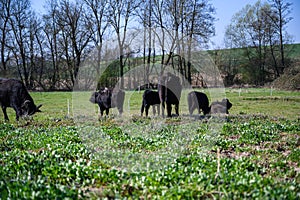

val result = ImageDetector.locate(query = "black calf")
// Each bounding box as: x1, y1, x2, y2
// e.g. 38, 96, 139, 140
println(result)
187, 91, 210, 115
141, 90, 161, 117
90, 88, 125, 116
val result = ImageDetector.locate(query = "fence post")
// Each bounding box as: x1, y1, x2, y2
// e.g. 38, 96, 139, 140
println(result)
67, 99, 70, 117
270, 87, 273, 96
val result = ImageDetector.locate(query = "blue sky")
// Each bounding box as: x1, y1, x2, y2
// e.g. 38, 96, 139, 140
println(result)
211, 0, 300, 48
31, 0, 300, 48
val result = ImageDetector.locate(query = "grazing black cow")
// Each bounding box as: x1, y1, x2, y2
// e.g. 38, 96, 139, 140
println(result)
141, 90, 160, 117
0, 78, 42, 121
187, 91, 210, 115
210, 98, 232, 114
90, 88, 125, 116
158, 73, 182, 117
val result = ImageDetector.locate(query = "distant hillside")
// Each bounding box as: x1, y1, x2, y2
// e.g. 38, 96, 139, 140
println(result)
285, 43, 300, 60
205, 43, 300, 87
208, 43, 300, 60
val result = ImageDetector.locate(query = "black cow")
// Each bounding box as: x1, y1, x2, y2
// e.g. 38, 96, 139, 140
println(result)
90, 88, 125, 116
187, 91, 210, 115
210, 98, 232, 114
0, 78, 42, 121
158, 73, 182, 117
141, 90, 160, 117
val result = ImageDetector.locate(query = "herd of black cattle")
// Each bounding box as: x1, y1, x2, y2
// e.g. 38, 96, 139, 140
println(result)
0, 75, 232, 121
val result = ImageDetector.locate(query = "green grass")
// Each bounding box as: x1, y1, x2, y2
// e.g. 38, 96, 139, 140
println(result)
286, 43, 300, 59
225, 88, 300, 119
0, 88, 299, 199
2, 87, 298, 121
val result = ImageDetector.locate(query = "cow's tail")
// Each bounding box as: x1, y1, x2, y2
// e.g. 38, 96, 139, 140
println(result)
141, 101, 145, 116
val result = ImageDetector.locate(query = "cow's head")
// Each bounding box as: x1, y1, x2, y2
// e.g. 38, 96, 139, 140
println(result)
90, 92, 99, 103
90, 89, 111, 104
222, 98, 232, 110
21, 100, 42, 116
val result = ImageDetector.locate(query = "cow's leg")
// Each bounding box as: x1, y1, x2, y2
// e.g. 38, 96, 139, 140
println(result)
204, 107, 210, 115
161, 102, 165, 118
167, 103, 172, 117
189, 103, 194, 116
198, 101, 203, 114
175, 103, 179, 116
105, 108, 109, 116
141, 104, 145, 116
99, 107, 104, 116
188, 95, 193, 116
1, 106, 9, 121
145, 105, 150, 117
152, 105, 156, 116
141, 105, 144, 116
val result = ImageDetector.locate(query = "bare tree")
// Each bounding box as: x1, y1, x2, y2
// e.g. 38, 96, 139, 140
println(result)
152, 0, 169, 65
43, 0, 61, 90
83, 0, 109, 76
9, 0, 33, 87
107, 0, 140, 89
261, 4, 281, 77
268, 0, 293, 73
28, 13, 45, 89
0, 0, 13, 75
136, 0, 159, 85
55, 0, 93, 88
33, 24, 47, 90
183, 0, 215, 83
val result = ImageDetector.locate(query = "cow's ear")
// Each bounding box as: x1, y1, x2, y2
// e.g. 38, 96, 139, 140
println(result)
37, 104, 42, 112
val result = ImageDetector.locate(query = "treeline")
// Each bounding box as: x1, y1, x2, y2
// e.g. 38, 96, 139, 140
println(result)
222, 0, 295, 86
0, 0, 295, 90
0, 0, 215, 90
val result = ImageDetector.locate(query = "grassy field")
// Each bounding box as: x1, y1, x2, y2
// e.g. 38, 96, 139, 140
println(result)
0, 88, 299, 199
3, 87, 298, 121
